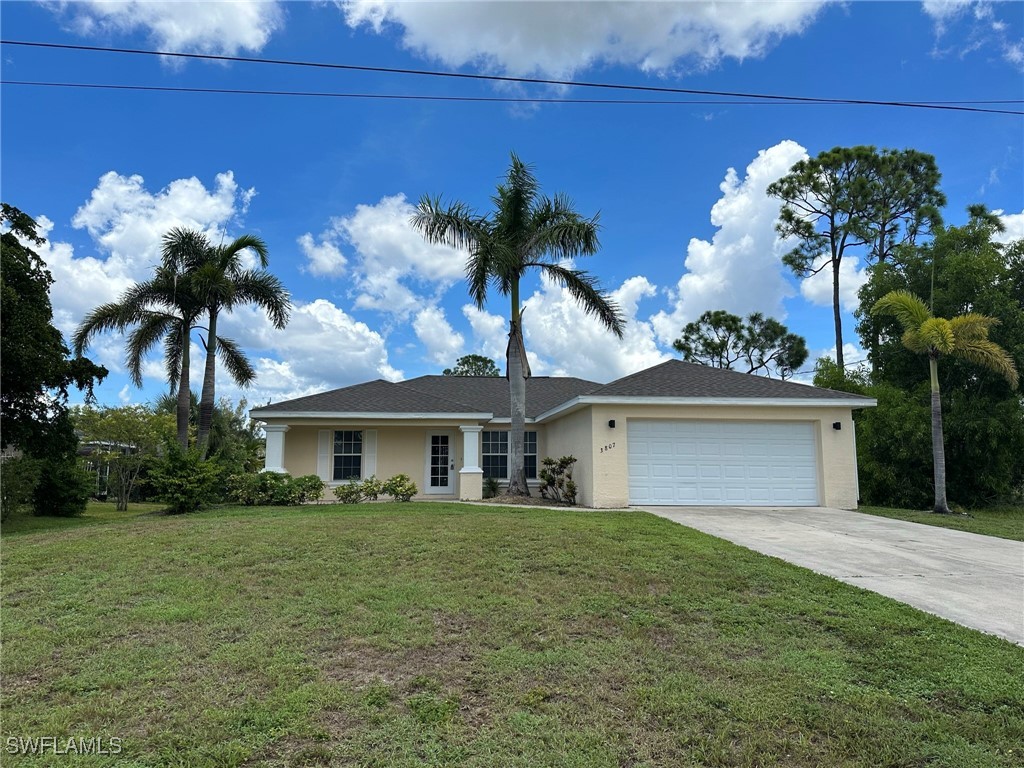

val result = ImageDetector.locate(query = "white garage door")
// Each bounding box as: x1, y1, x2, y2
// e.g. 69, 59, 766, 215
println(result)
628, 420, 819, 506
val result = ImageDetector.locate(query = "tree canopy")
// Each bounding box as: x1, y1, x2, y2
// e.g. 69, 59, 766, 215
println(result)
673, 310, 808, 380
1, 203, 107, 456
443, 354, 501, 377
768, 146, 944, 369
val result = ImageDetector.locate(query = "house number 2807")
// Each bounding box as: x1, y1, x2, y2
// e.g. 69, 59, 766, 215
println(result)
600, 442, 616, 453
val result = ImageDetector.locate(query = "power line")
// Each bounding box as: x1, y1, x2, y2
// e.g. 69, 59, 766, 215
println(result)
8, 79, 1020, 109
2, 39, 1022, 116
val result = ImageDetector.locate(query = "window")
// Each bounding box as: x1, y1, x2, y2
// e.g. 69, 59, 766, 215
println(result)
482, 431, 537, 480
333, 430, 362, 481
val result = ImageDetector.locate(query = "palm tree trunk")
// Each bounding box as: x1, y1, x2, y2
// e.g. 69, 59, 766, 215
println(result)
197, 307, 217, 459
832, 256, 845, 370
176, 322, 191, 451
507, 319, 530, 496
929, 355, 950, 514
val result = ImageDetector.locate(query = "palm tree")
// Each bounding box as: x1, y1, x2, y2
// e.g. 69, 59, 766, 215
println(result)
73, 258, 202, 450
164, 229, 290, 457
872, 290, 1018, 513
413, 153, 624, 495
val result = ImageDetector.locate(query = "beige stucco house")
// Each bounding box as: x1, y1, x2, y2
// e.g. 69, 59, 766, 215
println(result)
250, 360, 875, 509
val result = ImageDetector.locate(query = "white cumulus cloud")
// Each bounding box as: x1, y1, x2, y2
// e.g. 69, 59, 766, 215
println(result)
298, 232, 348, 277
51, 0, 284, 56
462, 305, 508, 365
993, 209, 1024, 243
306, 194, 466, 317
413, 305, 465, 366
651, 139, 808, 345
798, 254, 869, 312
40, 170, 253, 351
341, 0, 830, 77
522, 272, 669, 382
221, 299, 402, 405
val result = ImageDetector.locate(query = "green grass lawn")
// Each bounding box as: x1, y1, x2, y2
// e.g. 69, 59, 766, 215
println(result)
2, 502, 1022, 767
859, 504, 1024, 541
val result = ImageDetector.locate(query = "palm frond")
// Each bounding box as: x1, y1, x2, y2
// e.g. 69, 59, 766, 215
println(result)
529, 215, 601, 261
872, 290, 932, 331
411, 195, 483, 250
72, 302, 139, 354
216, 336, 257, 388
901, 328, 929, 355
226, 270, 291, 328
949, 312, 999, 343
953, 339, 1019, 388
919, 317, 956, 354
125, 313, 177, 387
221, 234, 269, 269
534, 263, 625, 338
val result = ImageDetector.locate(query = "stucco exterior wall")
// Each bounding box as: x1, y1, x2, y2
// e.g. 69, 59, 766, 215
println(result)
265, 419, 548, 502
547, 404, 861, 509
543, 407, 595, 506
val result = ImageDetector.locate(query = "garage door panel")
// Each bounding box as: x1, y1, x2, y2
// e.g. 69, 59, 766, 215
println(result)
628, 420, 819, 506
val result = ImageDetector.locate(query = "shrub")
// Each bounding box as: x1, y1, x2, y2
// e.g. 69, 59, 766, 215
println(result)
483, 476, 500, 499
539, 455, 578, 505
227, 472, 263, 506
360, 475, 383, 501
227, 472, 326, 506
293, 475, 326, 503
0, 456, 40, 521
32, 458, 92, 517
333, 480, 364, 504
149, 444, 220, 514
382, 474, 417, 502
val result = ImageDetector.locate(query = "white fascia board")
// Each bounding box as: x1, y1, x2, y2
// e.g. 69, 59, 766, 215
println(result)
536, 396, 877, 422
250, 410, 493, 421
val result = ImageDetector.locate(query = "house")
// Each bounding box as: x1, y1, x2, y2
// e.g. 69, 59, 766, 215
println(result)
249, 360, 875, 508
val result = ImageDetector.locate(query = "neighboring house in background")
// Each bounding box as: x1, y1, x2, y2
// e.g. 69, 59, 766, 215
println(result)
250, 360, 875, 508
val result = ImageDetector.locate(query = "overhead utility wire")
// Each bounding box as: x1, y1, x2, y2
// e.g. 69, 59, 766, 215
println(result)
2, 40, 1021, 116
8, 80, 1020, 108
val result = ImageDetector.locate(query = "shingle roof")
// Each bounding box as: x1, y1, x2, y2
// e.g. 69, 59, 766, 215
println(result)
252, 375, 602, 418
252, 360, 870, 420
590, 359, 871, 401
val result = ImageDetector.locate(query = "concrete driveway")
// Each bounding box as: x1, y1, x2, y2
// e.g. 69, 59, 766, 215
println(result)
637, 506, 1024, 645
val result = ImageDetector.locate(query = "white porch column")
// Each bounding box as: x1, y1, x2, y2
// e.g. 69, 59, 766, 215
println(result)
459, 425, 484, 500
263, 425, 289, 473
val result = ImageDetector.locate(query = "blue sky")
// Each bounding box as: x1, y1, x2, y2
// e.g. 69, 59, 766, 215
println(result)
2, 0, 1022, 408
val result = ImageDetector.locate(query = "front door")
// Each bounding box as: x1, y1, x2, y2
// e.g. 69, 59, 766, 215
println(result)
425, 432, 455, 495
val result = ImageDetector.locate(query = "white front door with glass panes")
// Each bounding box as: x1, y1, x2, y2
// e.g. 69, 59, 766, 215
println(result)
482, 430, 538, 482
425, 432, 454, 494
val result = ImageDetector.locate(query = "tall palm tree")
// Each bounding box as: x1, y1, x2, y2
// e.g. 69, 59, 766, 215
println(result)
73, 259, 201, 450
164, 229, 290, 457
413, 153, 624, 495
872, 290, 1018, 513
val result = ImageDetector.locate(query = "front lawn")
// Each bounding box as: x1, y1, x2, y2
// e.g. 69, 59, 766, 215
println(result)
859, 504, 1024, 541
2, 502, 1021, 767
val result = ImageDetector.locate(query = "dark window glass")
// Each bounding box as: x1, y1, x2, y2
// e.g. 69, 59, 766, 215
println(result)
333, 430, 363, 481
482, 430, 537, 479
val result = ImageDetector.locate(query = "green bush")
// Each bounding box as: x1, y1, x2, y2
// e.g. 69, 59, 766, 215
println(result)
483, 476, 500, 499
0, 456, 40, 521
227, 472, 326, 506
382, 473, 417, 502
32, 458, 92, 517
360, 475, 383, 501
333, 480, 363, 504
293, 475, 326, 503
539, 455, 578, 505
149, 444, 220, 514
